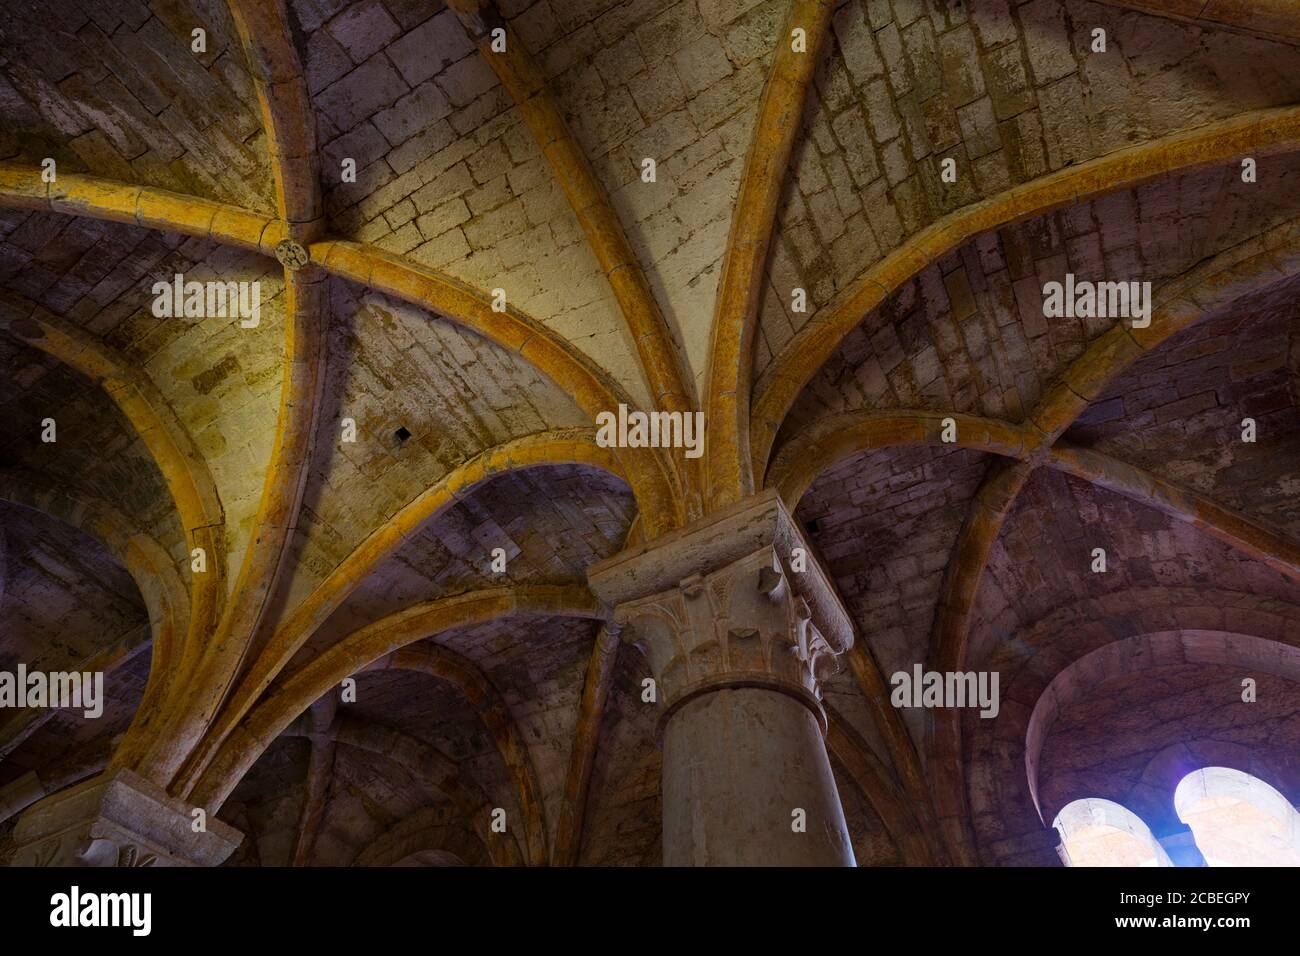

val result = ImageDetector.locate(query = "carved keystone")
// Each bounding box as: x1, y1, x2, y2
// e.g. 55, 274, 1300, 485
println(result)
274, 238, 310, 270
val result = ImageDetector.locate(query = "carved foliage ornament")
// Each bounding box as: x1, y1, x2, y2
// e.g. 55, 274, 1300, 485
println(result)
617, 546, 846, 710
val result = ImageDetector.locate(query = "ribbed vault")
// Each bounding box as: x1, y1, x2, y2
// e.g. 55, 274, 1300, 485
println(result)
0, 0, 1298, 868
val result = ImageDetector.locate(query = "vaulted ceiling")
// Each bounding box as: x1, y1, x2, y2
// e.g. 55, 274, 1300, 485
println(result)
0, 0, 1298, 867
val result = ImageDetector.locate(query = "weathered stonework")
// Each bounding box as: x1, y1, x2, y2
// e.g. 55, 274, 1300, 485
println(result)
275, 239, 311, 269
756, 0, 1300, 372
590, 490, 856, 864
0, 0, 1297, 872
0, 3, 273, 211
10, 768, 241, 867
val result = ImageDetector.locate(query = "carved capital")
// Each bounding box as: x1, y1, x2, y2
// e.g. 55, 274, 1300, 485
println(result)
589, 491, 854, 733
9, 768, 241, 868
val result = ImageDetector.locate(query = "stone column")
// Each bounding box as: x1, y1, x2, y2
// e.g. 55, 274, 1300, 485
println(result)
8, 767, 241, 867
589, 490, 856, 866
1157, 825, 1208, 867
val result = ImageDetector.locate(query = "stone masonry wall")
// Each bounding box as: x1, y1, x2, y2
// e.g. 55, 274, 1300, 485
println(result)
756, 0, 1300, 373
775, 155, 1300, 452
0, 0, 273, 210
270, 277, 592, 619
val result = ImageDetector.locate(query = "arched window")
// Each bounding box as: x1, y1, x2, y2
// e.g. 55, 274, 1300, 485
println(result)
1052, 798, 1172, 867
1174, 767, 1300, 867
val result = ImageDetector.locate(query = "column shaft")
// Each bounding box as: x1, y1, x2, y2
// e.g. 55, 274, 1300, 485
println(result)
663, 686, 854, 866
589, 490, 859, 867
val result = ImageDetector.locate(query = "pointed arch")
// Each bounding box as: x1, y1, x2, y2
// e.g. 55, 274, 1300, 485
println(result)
178, 430, 621, 796
191, 584, 601, 810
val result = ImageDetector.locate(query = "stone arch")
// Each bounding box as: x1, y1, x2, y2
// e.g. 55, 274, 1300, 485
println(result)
1175, 766, 1300, 866
1052, 797, 1172, 867
177, 434, 621, 798
379, 642, 550, 867
964, 591, 1300, 864
192, 588, 600, 811
0, 490, 176, 768
1126, 739, 1293, 839
1024, 629, 1300, 824
353, 806, 491, 868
